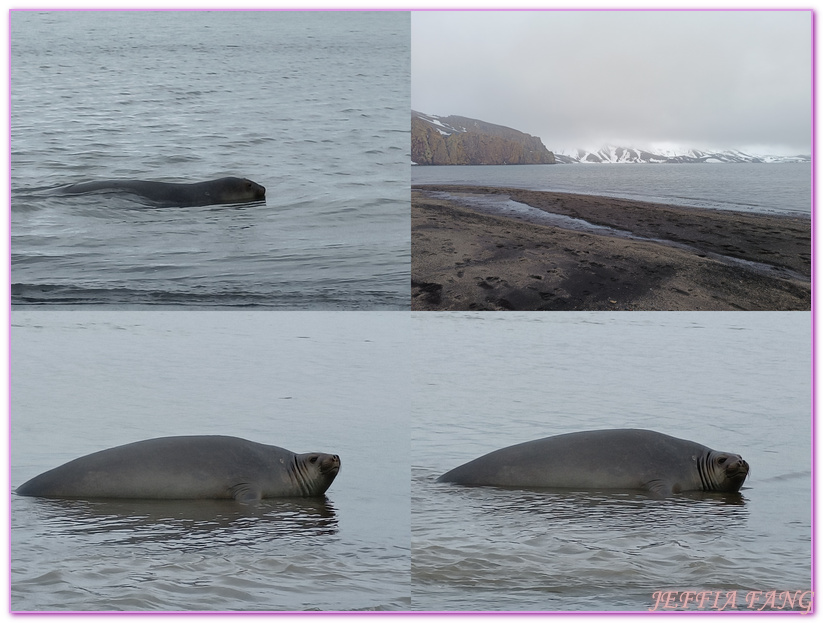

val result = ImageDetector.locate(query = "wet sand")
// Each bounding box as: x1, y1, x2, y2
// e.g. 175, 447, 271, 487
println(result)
412, 185, 811, 311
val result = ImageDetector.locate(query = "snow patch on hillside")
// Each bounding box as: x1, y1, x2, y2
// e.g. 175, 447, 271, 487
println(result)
552, 143, 810, 164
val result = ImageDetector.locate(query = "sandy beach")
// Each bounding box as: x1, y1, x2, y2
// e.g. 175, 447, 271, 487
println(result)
412, 185, 811, 311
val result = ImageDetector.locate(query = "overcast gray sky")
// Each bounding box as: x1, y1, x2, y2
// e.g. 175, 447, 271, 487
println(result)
412, 10, 812, 155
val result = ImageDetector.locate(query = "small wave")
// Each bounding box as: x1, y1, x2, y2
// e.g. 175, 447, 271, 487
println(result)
11, 283, 408, 310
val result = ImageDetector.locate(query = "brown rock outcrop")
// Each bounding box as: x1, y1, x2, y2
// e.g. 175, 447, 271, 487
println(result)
411, 111, 555, 165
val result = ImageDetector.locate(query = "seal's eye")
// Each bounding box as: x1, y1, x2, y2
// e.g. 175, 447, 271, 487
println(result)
309, 456, 318, 464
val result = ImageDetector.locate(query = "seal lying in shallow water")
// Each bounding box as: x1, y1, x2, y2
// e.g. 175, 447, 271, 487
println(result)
59, 177, 266, 207
16, 435, 340, 501
437, 429, 749, 496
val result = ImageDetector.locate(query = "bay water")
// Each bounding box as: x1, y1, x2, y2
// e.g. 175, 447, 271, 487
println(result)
9, 310, 812, 612
11, 11, 410, 308
411, 312, 812, 611
11, 310, 411, 611
412, 162, 812, 216
7, 9, 814, 615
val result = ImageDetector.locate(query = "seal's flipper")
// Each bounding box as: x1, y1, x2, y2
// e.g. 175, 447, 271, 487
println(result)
644, 479, 675, 497
230, 483, 263, 503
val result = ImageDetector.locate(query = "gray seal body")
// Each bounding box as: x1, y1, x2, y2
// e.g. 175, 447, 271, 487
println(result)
437, 429, 749, 496
59, 177, 266, 207
16, 435, 340, 502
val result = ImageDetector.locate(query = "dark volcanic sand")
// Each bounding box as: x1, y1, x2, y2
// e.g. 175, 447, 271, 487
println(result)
412, 185, 810, 311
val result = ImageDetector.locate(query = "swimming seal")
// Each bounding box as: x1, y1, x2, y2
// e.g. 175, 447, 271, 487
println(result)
59, 177, 266, 207
437, 429, 749, 496
16, 435, 340, 501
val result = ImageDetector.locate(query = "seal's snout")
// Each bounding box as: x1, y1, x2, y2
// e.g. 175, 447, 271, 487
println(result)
250, 182, 265, 199
321, 454, 341, 475
725, 456, 749, 483
239, 178, 265, 201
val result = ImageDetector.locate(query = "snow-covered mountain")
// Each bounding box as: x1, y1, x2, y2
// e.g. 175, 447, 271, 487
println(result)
553, 144, 810, 164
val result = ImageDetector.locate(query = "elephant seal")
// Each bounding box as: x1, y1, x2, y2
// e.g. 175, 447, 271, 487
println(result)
58, 177, 266, 207
16, 435, 340, 501
437, 429, 749, 496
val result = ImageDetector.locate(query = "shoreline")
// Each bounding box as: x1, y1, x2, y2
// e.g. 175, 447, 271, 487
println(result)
412, 185, 810, 311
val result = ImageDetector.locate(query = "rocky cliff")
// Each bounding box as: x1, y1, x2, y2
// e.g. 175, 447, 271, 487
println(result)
412, 111, 555, 165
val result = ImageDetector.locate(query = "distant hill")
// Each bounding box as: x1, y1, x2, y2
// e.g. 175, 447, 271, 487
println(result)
553, 144, 811, 164
411, 111, 556, 165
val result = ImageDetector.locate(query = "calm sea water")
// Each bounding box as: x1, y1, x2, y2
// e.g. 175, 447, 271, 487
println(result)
411, 312, 811, 612
11, 311, 410, 611
8, 310, 812, 613
11, 11, 410, 308
412, 162, 812, 216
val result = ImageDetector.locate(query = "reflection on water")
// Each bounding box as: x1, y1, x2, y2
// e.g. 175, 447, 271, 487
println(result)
22, 496, 339, 547
433, 480, 749, 531
413, 475, 754, 610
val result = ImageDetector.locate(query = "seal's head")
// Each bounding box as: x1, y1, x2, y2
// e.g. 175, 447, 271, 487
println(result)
213, 177, 266, 204
289, 452, 341, 496
701, 451, 749, 492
